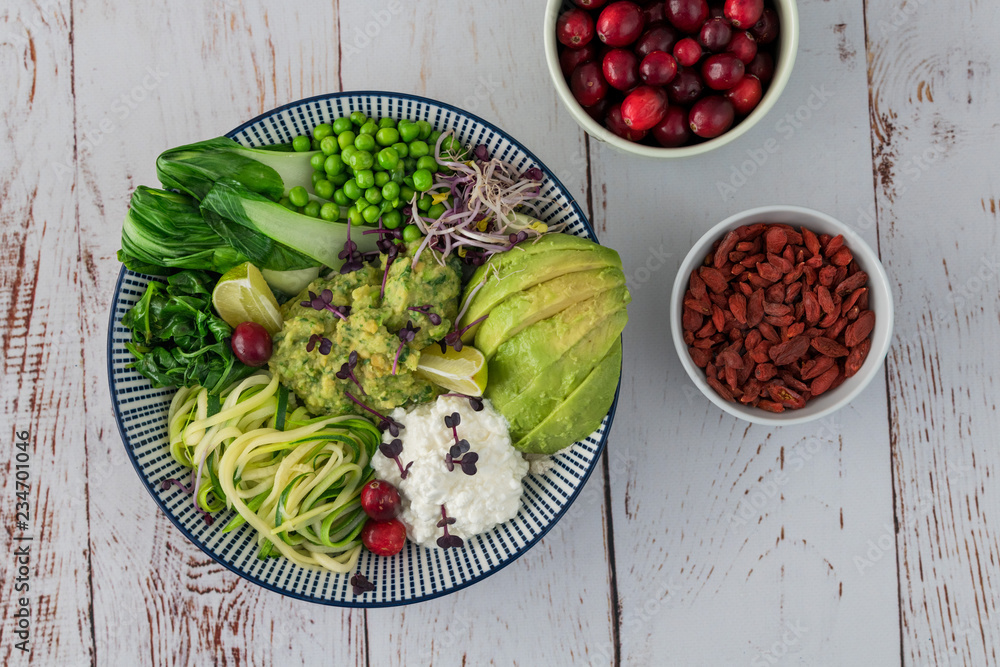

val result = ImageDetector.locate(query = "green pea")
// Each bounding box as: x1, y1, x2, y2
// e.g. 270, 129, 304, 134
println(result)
289, 186, 309, 207
313, 123, 333, 140
303, 200, 321, 217
341, 145, 357, 163
379, 199, 396, 214
310, 153, 326, 170
403, 157, 417, 172
311, 171, 323, 186
360, 120, 379, 137
398, 120, 420, 143
350, 111, 367, 126
427, 202, 446, 219
311, 138, 321, 151
330, 172, 350, 187
348, 205, 364, 226
278, 196, 295, 211
343, 179, 362, 200
430, 130, 442, 145
416, 155, 438, 173
324, 154, 345, 176
402, 224, 422, 243
377, 147, 400, 170
381, 181, 400, 201
382, 209, 402, 229
320, 202, 340, 221
364, 187, 382, 205
362, 204, 381, 224
409, 140, 429, 159
352, 150, 374, 171
333, 117, 352, 134
442, 136, 465, 156
378, 117, 397, 129
390, 165, 406, 184
376, 127, 400, 147
292, 135, 311, 152
333, 188, 349, 207
412, 168, 434, 192
374, 171, 391, 187
391, 142, 409, 158
314, 179, 334, 200
400, 185, 415, 202
354, 133, 376, 152
417, 194, 432, 210
355, 169, 375, 189
320, 135, 339, 156
337, 130, 357, 150
416, 120, 433, 140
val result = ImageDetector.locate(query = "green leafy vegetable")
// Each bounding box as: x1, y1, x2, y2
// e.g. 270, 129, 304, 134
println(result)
122, 269, 257, 393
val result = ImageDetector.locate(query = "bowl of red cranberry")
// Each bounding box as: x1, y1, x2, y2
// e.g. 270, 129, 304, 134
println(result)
544, 0, 799, 157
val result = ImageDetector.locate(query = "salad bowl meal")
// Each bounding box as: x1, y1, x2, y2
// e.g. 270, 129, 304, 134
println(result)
108, 92, 629, 606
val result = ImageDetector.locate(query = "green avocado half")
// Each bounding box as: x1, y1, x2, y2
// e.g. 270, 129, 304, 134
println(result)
513, 337, 623, 455
459, 235, 622, 341
486, 285, 630, 412
473, 266, 626, 361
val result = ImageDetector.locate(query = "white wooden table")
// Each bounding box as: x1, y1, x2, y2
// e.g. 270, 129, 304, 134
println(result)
2, 0, 998, 664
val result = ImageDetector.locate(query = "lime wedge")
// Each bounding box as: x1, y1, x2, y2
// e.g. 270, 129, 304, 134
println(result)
416, 344, 488, 395
211, 262, 283, 335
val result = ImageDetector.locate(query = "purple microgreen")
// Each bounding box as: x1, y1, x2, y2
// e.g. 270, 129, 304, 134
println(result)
346, 391, 404, 436
160, 478, 214, 525
440, 314, 488, 353
459, 452, 479, 476
408, 304, 442, 325
306, 334, 333, 355
442, 413, 477, 476
301, 289, 351, 321
350, 572, 375, 595
436, 505, 464, 549
339, 222, 364, 274
378, 438, 412, 479
392, 320, 421, 376
380, 242, 400, 299
440, 393, 485, 412
503, 230, 529, 251
473, 145, 489, 161
522, 167, 543, 181
335, 349, 366, 395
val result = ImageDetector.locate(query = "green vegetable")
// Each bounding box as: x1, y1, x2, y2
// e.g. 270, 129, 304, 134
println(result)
122, 270, 256, 393
199, 179, 377, 269
155, 137, 321, 201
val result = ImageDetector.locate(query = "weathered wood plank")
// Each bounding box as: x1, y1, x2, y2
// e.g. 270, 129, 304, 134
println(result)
594, 0, 900, 663
0, 2, 95, 665
865, 0, 1000, 663
71, 1, 366, 664
336, 2, 616, 665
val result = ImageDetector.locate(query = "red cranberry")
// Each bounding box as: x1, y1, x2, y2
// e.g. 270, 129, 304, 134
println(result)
574, 0, 608, 8
699, 17, 733, 52
725, 74, 763, 114
708, 4, 726, 19
689, 96, 735, 137
621, 85, 668, 130
360, 480, 401, 522
665, 0, 709, 33
583, 97, 612, 122
603, 48, 641, 90
559, 42, 598, 78
726, 30, 758, 64
570, 61, 609, 107
596, 1, 645, 47
750, 8, 779, 44
361, 519, 407, 556
639, 51, 679, 85
673, 37, 702, 67
643, 2, 667, 23
666, 67, 705, 105
635, 23, 680, 58
702, 53, 745, 90
724, 0, 764, 29
746, 51, 774, 83
231, 322, 272, 367
558, 8, 596, 49
605, 102, 648, 141
651, 106, 692, 147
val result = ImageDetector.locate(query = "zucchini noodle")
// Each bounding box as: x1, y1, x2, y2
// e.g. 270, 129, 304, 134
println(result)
166, 371, 381, 572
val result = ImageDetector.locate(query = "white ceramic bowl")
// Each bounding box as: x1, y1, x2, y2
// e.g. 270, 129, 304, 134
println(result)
670, 206, 894, 425
543, 0, 799, 158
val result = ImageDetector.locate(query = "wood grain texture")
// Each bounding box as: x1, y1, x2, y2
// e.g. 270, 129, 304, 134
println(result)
865, 0, 1000, 664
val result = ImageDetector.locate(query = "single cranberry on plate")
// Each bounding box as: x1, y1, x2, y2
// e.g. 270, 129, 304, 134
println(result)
360, 479, 401, 522
667, 67, 705, 105
361, 518, 407, 557
726, 30, 758, 64
725, 74, 763, 114
689, 95, 735, 138
596, 1, 646, 47
635, 23, 680, 58
557, 8, 596, 49
702, 53, 745, 90
559, 41, 598, 78
603, 48, 641, 90
747, 51, 774, 83
698, 17, 733, 53
651, 106, 692, 147
673, 37, 702, 67
750, 8, 780, 44
605, 102, 649, 141
570, 61, 609, 107
621, 85, 669, 131
665, 0, 709, 34
724, 0, 765, 29
639, 51, 679, 86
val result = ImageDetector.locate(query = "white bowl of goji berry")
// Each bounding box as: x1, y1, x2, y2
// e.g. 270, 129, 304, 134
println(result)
670, 205, 893, 425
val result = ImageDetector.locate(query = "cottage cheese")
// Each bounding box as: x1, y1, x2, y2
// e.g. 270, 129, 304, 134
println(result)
371, 395, 529, 548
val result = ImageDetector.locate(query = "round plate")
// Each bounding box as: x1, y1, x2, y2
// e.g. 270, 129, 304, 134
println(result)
108, 91, 621, 607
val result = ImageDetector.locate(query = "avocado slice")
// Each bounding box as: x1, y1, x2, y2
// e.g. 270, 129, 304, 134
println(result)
486, 285, 630, 408
513, 337, 622, 455
459, 237, 622, 341
491, 303, 627, 439
474, 267, 626, 361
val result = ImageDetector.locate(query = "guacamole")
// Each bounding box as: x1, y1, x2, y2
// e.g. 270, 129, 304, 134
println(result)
269, 243, 462, 417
